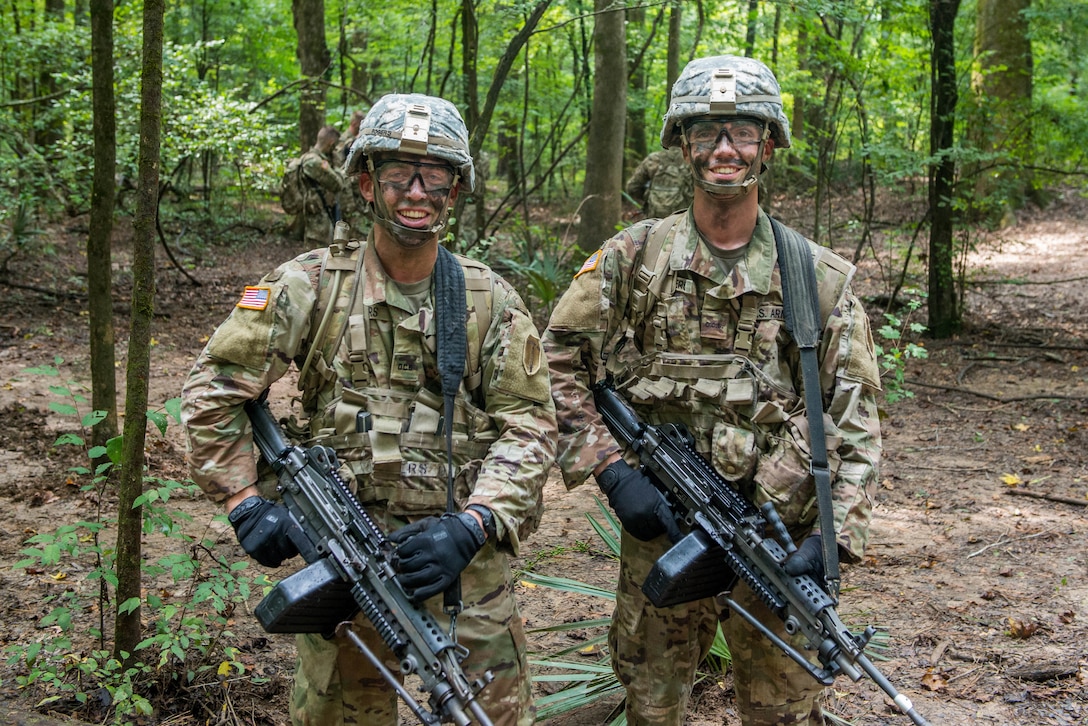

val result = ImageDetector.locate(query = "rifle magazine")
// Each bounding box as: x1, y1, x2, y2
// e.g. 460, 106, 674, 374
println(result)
256, 558, 359, 637
642, 531, 739, 607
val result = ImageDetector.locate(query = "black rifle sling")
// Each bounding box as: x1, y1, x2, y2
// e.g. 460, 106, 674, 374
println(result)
434, 244, 468, 615
769, 216, 841, 599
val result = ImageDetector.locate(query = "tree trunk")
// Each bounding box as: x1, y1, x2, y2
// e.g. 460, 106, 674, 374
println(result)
666, 2, 682, 100
972, 0, 1033, 213
292, 0, 330, 152
113, 0, 163, 664
928, 0, 962, 338
576, 0, 626, 255
744, 0, 759, 57
88, 0, 118, 450
626, 5, 648, 175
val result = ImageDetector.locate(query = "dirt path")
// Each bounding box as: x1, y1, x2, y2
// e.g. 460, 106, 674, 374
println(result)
0, 193, 1085, 725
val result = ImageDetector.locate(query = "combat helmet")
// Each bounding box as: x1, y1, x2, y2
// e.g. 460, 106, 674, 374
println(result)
344, 93, 474, 244
661, 55, 790, 198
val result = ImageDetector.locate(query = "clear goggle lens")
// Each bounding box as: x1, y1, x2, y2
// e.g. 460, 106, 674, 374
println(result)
374, 160, 455, 193
684, 118, 765, 151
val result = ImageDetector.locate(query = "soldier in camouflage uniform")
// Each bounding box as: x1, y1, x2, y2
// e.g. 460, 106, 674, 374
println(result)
297, 124, 347, 246
333, 111, 371, 237
542, 56, 883, 726
625, 146, 693, 219
182, 93, 556, 726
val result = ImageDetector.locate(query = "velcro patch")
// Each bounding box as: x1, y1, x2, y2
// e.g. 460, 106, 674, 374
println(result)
574, 250, 602, 279
237, 286, 271, 311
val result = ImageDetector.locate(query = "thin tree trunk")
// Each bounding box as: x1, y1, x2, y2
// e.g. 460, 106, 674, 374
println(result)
666, 2, 681, 100
928, 0, 962, 338
292, 0, 330, 151
113, 0, 164, 664
744, 0, 759, 57
88, 0, 118, 450
576, 0, 626, 254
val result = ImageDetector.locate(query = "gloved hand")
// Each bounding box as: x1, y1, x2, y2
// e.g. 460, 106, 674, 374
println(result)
597, 460, 681, 542
389, 513, 485, 603
783, 534, 826, 582
228, 496, 302, 568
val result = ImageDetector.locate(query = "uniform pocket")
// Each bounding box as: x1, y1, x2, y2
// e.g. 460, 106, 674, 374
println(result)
710, 422, 758, 483
751, 412, 842, 531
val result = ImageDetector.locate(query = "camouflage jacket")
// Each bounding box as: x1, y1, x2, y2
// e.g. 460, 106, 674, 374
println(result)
181, 236, 558, 553
542, 209, 882, 559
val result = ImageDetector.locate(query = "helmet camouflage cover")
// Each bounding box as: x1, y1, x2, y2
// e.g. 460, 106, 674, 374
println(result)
661, 55, 791, 150
345, 93, 476, 192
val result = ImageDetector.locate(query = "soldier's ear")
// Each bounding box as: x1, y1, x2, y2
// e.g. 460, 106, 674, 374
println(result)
358, 172, 375, 203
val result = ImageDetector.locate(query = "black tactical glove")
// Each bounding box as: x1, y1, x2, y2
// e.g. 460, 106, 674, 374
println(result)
597, 459, 682, 543
227, 496, 302, 568
783, 533, 826, 582
389, 513, 485, 603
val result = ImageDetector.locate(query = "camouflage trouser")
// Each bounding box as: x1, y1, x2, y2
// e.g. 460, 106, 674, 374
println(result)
290, 531, 534, 726
610, 530, 825, 726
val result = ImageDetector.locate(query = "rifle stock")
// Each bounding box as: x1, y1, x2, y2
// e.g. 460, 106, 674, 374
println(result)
243, 394, 493, 726
591, 380, 930, 726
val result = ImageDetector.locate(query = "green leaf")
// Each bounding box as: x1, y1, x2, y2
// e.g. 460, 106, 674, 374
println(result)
147, 409, 168, 436
164, 397, 183, 424
82, 410, 108, 428
119, 597, 142, 615
49, 401, 78, 417
106, 435, 124, 464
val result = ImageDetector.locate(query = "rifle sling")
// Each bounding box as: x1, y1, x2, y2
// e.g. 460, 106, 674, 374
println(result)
769, 217, 841, 598
434, 244, 468, 615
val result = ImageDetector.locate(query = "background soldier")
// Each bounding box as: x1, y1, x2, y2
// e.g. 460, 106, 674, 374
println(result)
297, 124, 346, 246
334, 109, 370, 234
543, 55, 882, 725
624, 145, 693, 219
182, 93, 556, 726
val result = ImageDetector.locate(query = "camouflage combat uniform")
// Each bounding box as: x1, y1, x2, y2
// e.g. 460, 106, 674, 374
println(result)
299, 146, 346, 246
542, 209, 882, 725
625, 147, 694, 219
182, 232, 557, 726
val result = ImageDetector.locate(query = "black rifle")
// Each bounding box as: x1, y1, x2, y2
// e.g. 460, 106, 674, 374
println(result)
592, 380, 930, 726
243, 394, 493, 726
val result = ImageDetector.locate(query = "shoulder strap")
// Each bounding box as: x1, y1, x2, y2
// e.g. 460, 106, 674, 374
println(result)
769, 216, 840, 599
298, 223, 361, 395
631, 211, 684, 329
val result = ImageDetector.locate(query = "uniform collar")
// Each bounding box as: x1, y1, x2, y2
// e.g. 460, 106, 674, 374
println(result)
668, 208, 776, 298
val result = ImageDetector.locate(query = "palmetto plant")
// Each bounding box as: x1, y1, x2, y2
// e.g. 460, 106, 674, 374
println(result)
521, 497, 731, 724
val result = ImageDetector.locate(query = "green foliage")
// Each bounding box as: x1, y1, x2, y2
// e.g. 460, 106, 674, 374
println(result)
874, 290, 929, 403
4, 362, 268, 723
496, 227, 581, 323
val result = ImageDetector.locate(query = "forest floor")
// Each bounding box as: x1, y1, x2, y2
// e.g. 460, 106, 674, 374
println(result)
0, 185, 1085, 726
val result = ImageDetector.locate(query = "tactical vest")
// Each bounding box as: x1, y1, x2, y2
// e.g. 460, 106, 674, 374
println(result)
608, 211, 856, 532
295, 230, 497, 515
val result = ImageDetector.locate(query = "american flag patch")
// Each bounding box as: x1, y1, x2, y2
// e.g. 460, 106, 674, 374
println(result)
237, 286, 271, 311
574, 250, 602, 278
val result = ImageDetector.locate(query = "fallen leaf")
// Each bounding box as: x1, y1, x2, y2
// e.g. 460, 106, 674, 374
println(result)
1058, 611, 1075, 624
1001, 473, 1023, 487
1006, 617, 1039, 639
921, 669, 948, 692
1013, 423, 1030, 432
